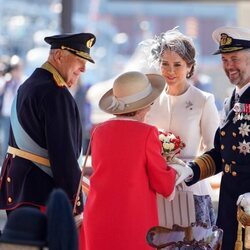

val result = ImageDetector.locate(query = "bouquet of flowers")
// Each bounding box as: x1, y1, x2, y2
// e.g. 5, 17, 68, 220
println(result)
158, 130, 186, 163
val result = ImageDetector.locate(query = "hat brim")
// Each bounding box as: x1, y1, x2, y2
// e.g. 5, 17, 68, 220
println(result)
213, 47, 246, 55
74, 52, 95, 63
99, 73, 165, 115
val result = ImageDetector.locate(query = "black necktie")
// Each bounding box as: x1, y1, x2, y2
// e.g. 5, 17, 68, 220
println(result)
235, 93, 240, 104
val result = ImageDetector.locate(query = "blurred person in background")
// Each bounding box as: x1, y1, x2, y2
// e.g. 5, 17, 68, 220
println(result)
0, 55, 23, 161
0, 57, 9, 162
142, 28, 219, 228
0, 207, 47, 250
68, 79, 92, 154
0, 32, 96, 219
46, 189, 78, 250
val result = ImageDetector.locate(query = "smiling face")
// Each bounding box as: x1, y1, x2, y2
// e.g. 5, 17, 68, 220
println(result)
160, 49, 192, 88
50, 49, 87, 87
221, 50, 250, 89
59, 50, 87, 87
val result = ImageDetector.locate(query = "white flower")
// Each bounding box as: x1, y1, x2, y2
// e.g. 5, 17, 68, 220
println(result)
163, 142, 175, 151
169, 143, 175, 150
168, 133, 176, 140
159, 134, 166, 141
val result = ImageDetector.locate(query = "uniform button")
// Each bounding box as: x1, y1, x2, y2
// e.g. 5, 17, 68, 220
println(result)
231, 161, 236, 164
7, 177, 11, 183
232, 132, 237, 137
76, 201, 81, 207
8, 197, 12, 203
232, 145, 237, 151
225, 164, 230, 173
221, 145, 225, 150
232, 171, 237, 176
221, 131, 226, 136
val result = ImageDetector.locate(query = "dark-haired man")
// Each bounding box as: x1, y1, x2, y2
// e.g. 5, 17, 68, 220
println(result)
186, 26, 250, 250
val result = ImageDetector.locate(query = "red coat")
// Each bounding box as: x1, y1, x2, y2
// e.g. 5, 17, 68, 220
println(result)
79, 119, 176, 250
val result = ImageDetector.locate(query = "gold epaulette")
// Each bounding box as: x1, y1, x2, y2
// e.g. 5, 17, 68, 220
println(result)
41, 62, 67, 88
193, 154, 216, 180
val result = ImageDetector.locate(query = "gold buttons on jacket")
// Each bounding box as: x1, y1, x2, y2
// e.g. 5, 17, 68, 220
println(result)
8, 197, 12, 203
221, 131, 226, 136
232, 145, 237, 151
76, 201, 81, 207
224, 164, 230, 173
221, 145, 225, 150
232, 132, 237, 137
232, 171, 237, 177
7, 177, 11, 183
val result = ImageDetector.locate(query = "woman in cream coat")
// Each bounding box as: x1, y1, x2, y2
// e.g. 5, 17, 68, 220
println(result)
144, 28, 220, 227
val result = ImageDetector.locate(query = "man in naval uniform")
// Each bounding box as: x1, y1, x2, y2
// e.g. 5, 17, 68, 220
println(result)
0, 32, 96, 217
186, 26, 250, 250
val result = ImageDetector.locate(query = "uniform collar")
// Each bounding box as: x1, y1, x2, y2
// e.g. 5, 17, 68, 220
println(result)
236, 82, 250, 97
41, 62, 67, 87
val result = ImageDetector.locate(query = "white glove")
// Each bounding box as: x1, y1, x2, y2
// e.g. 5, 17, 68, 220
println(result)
237, 193, 250, 214
169, 163, 194, 186
169, 157, 186, 166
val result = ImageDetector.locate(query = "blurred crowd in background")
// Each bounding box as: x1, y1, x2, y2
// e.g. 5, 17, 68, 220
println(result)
0, 0, 249, 161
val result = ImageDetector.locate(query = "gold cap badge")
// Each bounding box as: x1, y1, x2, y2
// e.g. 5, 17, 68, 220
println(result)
220, 33, 233, 46
86, 38, 95, 48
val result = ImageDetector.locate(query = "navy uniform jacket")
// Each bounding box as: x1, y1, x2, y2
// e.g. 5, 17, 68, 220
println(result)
0, 66, 83, 214
187, 86, 250, 250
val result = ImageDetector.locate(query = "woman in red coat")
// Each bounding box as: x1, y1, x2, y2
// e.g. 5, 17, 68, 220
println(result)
79, 71, 177, 250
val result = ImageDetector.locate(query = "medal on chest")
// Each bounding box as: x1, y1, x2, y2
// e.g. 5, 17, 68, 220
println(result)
233, 103, 250, 123
230, 102, 250, 156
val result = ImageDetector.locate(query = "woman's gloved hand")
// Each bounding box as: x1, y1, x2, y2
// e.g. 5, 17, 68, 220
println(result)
169, 163, 194, 186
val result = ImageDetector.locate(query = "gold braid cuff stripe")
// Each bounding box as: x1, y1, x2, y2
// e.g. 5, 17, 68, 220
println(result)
194, 154, 216, 180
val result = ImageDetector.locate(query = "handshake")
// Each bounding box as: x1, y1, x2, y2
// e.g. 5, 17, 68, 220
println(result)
168, 158, 194, 186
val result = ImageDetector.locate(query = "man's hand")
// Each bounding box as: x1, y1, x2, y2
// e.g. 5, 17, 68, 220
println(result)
74, 213, 83, 229
169, 163, 193, 186
237, 193, 250, 214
